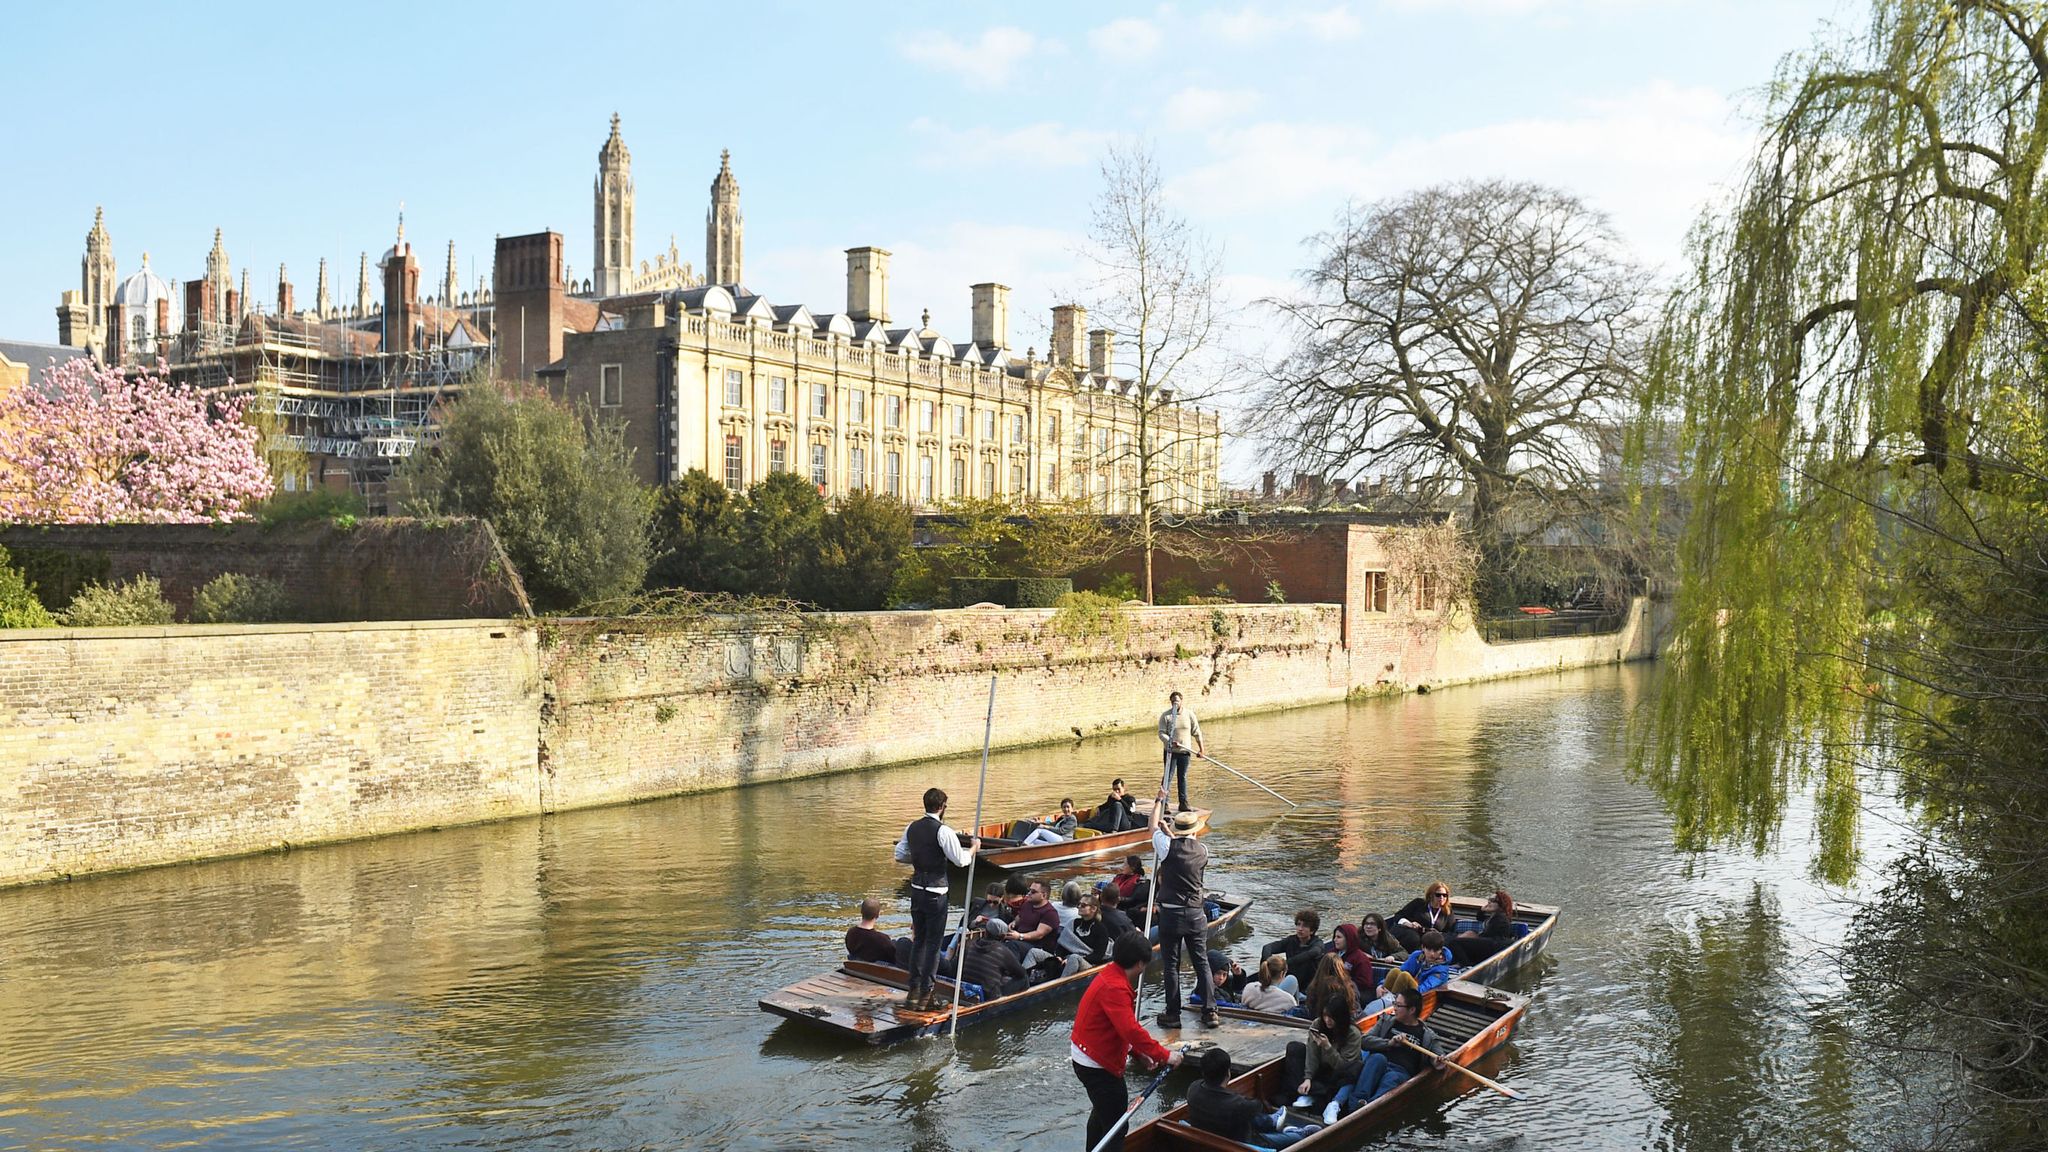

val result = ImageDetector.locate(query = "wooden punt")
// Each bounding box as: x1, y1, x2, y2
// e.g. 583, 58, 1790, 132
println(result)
1216, 895, 1557, 1032
968, 802, 1211, 871
759, 893, 1251, 1045
1125, 981, 1528, 1151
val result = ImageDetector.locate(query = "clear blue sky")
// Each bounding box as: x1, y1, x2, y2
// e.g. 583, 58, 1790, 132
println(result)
4, 0, 1850, 411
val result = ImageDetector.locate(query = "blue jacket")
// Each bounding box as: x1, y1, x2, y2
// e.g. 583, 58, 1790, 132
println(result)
1399, 949, 1454, 994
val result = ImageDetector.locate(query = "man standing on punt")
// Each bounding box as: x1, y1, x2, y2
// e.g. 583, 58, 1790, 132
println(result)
897, 787, 979, 1011
1152, 798, 1217, 1029
1157, 690, 1204, 815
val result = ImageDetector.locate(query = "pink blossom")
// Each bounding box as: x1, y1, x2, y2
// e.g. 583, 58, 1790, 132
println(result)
0, 357, 273, 523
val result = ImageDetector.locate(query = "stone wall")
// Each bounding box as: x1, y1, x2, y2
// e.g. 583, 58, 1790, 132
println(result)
0, 621, 540, 887
0, 599, 1662, 888
0, 518, 531, 620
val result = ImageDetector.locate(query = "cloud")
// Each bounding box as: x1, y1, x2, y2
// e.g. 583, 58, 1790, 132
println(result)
908, 118, 1113, 168
1202, 5, 1363, 42
1172, 82, 1752, 272
1090, 17, 1164, 59
900, 26, 1047, 88
1160, 86, 1266, 132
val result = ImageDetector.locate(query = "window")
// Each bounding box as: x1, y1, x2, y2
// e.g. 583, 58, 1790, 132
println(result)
919, 455, 934, 503
769, 376, 788, 413
981, 460, 995, 497
850, 446, 867, 490
1096, 428, 1110, 454
724, 435, 743, 489
979, 408, 996, 439
951, 404, 966, 437
1011, 414, 1026, 444
1363, 570, 1390, 613
1118, 431, 1131, 457
811, 443, 829, 488
1011, 463, 1025, 493
951, 456, 966, 498
769, 438, 787, 473
1046, 413, 1060, 444
886, 451, 902, 497
1071, 471, 1085, 499
599, 363, 622, 408
919, 399, 935, 433
1072, 425, 1085, 454
812, 382, 829, 418
724, 368, 744, 408
1415, 573, 1439, 612
851, 389, 867, 424
885, 395, 902, 428
1045, 465, 1058, 495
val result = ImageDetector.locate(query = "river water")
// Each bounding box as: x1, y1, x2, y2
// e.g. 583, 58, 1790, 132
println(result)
0, 665, 1911, 1151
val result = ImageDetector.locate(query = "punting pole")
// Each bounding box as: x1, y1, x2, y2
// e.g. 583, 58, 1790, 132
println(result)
1131, 748, 1176, 1010
1394, 1034, 1524, 1100
1201, 753, 1298, 808
1088, 1062, 1174, 1152
948, 675, 999, 1041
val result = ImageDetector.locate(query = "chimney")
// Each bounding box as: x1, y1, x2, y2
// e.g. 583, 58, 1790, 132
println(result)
1262, 471, 1277, 498
384, 234, 419, 353
155, 297, 171, 345
1051, 304, 1086, 368
492, 231, 566, 379
277, 264, 294, 318
846, 246, 890, 323
225, 288, 241, 325
970, 282, 1009, 350
185, 281, 204, 333
1088, 328, 1113, 376
110, 307, 126, 363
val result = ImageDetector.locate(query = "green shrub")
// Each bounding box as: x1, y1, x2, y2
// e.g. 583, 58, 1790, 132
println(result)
0, 546, 55, 628
1265, 580, 1287, 603
59, 576, 176, 627
1158, 576, 1198, 606
191, 573, 290, 623
1051, 590, 1131, 645
7, 546, 111, 612
257, 488, 367, 528
1094, 572, 1140, 601
950, 576, 1074, 608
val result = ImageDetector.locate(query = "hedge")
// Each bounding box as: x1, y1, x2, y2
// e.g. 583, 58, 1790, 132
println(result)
949, 577, 1074, 609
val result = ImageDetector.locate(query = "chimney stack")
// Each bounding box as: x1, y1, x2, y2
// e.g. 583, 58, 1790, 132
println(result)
1088, 328, 1113, 376
1262, 471, 1277, 498
277, 264, 294, 318
384, 230, 419, 353
493, 231, 567, 379
970, 282, 1009, 350
1051, 304, 1086, 368
155, 297, 171, 346
846, 246, 890, 323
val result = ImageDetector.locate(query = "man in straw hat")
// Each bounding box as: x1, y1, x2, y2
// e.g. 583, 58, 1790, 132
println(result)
1151, 798, 1217, 1028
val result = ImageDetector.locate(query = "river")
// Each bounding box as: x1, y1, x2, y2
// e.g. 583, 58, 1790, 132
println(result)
0, 664, 1910, 1150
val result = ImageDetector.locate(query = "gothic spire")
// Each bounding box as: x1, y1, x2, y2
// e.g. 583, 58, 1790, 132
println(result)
443, 240, 459, 305
707, 148, 743, 286
316, 257, 332, 318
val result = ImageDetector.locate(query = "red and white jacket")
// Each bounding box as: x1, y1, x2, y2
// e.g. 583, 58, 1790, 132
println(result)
1070, 964, 1172, 1075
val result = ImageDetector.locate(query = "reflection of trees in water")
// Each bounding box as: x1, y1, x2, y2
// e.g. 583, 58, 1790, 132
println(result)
1637, 884, 1866, 1152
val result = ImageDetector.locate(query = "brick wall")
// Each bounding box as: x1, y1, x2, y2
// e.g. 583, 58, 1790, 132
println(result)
0, 620, 540, 887
0, 518, 531, 620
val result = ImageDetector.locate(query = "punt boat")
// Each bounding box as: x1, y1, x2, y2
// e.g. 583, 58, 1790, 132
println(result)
759, 893, 1250, 1045
967, 802, 1211, 870
1124, 981, 1529, 1151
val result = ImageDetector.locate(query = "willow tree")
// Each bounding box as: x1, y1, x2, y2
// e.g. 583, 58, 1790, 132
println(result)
1647, 0, 2048, 1133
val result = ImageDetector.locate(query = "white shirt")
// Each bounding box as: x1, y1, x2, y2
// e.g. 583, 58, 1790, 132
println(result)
1070, 1040, 1103, 1069
895, 813, 974, 891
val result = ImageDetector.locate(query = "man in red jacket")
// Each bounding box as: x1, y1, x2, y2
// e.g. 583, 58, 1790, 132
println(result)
1071, 930, 1184, 1152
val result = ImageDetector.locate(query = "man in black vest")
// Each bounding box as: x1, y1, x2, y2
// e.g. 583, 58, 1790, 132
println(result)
898, 786, 980, 1010
1151, 796, 1217, 1028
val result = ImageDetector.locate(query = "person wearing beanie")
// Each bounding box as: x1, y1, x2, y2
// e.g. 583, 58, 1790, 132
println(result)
960, 919, 1031, 1000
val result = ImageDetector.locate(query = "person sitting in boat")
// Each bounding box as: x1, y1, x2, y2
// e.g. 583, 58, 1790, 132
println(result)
1104, 855, 1147, 906
1096, 884, 1136, 942
1261, 909, 1327, 984
1186, 1046, 1315, 1148
1387, 882, 1458, 952
1355, 913, 1408, 964
1070, 891, 1116, 965
1449, 889, 1517, 966
1281, 1000, 1364, 1112
1020, 798, 1081, 847
1083, 777, 1142, 833
1325, 987, 1448, 1122
1297, 952, 1358, 1020
1364, 931, 1454, 1013
845, 898, 911, 968
961, 920, 1033, 1000
1190, 948, 1250, 1010
1239, 954, 1303, 1013
1010, 879, 1068, 978
1328, 924, 1376, 1003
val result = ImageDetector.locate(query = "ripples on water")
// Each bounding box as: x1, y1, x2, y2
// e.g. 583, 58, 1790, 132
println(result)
0, 665, 1910, 1150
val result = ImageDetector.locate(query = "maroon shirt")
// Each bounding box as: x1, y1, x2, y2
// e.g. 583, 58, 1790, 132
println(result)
1010, 899, 1062, 944
845, 925, 897, 964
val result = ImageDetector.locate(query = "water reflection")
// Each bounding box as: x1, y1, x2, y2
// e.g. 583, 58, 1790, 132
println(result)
0, 665, 1913, 1150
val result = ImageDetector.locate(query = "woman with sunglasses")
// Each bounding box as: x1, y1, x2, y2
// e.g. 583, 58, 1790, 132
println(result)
1387, 881, 1457, 952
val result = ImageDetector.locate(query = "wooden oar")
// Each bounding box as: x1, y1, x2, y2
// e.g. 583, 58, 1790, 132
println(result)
1201, 753, 1298, 807
948, 676, 998, 1040
1130, 749, 1175, 1010
1395, 1035, 1523, 1100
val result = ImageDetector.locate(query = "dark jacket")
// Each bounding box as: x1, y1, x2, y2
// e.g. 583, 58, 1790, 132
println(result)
1187, 1080, 1266, 1141
961, 937, 1028, 997
1388, 897, 1458, 940
1361, 1014, 1448, 1075
1261, 933, 1326, 982
1085, 792, 1140, 832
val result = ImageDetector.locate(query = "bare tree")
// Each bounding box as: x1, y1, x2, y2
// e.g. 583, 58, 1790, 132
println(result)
1262, 180, 1647, 590
1081, 142, 1230, 602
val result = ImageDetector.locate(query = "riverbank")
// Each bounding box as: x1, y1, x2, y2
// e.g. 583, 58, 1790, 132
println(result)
0, 598, 1663, 888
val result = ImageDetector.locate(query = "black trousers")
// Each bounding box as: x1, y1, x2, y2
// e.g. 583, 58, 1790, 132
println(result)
1158, 905, 1213, 1020
908, 886, 950, 995
1166, 750, 1193, 810
1074, 1060, 1128, 1152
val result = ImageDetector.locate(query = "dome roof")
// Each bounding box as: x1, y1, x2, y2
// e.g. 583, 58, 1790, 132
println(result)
114, 254, 171, 308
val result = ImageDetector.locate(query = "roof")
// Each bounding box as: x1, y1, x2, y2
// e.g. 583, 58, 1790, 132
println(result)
0, 340, 92, 393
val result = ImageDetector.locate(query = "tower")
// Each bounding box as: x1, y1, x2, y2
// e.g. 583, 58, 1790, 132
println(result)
204, 227, 232, 327
315, 257, 332, 318
594, 113, 633, 297
356, 252, 372, 317
443, 240, 459, 305
382, 215, 419, 353
82, 207, 115, 356
707, 148, 743, 286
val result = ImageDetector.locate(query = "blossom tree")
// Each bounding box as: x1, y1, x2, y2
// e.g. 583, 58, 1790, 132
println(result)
0, 357, 272, 523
